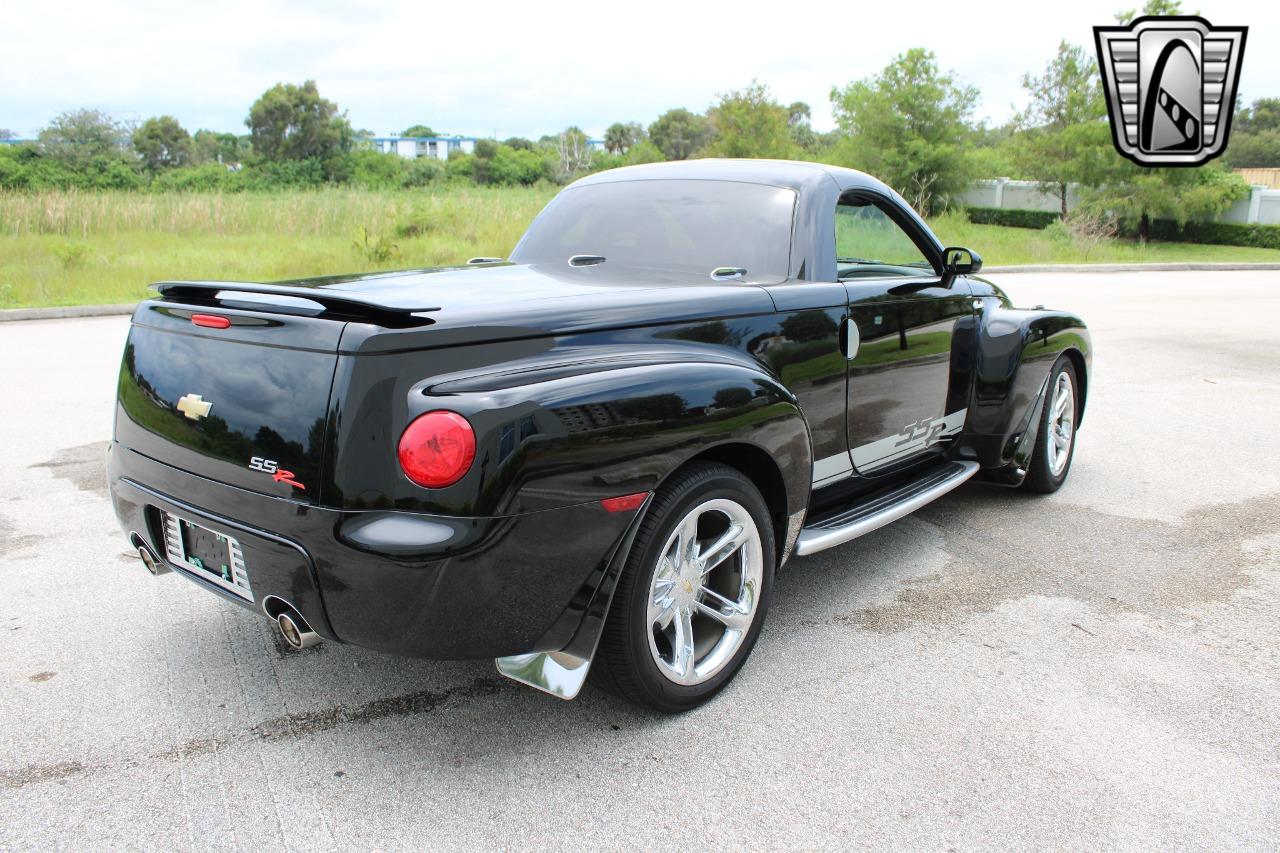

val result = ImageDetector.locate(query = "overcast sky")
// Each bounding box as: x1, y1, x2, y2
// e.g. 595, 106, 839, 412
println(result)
1, 0, 1275, 140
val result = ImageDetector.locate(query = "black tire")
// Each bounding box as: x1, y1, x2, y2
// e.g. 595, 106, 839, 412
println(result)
1023, 356, 1080, 494
590, 462, 775, 713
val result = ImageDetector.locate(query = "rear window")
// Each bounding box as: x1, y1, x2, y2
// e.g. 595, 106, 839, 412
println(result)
510, 179, 796, 282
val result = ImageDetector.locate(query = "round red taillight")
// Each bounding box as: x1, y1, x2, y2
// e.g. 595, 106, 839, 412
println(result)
397, 410, 476, 488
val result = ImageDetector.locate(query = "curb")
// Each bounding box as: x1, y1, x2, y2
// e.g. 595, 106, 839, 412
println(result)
982, 262, 1280, 274
1, 303, 136, 322
2, 263, 1278, 321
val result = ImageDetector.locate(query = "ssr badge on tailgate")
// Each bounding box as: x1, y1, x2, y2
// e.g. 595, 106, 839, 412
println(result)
249, 456, 305, 491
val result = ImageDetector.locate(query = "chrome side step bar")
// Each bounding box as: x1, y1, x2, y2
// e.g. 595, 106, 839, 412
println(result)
794, 460, 979, 556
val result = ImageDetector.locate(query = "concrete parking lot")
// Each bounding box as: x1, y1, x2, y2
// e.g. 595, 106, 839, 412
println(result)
1, 271, 1278, 850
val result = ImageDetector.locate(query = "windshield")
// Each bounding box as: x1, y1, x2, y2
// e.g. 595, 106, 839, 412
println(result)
510, 179, 796, 282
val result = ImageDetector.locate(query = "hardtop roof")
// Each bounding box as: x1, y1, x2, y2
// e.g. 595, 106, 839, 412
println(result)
569, 158, 895, 198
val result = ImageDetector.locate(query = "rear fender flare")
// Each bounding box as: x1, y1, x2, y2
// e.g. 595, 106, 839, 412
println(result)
420, 359, 813, 520
479, 360, 812, 667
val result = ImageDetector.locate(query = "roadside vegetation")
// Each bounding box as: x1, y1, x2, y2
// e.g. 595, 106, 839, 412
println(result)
3, 187, 1276, 309
2, 0, 1277, 308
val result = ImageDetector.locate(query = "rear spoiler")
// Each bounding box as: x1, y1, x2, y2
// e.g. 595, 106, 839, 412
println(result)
150, 280, 442, 316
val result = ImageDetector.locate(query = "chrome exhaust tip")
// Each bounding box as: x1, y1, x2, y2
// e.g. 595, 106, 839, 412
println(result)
131, 535, 169, 576
277, 611, 320, 650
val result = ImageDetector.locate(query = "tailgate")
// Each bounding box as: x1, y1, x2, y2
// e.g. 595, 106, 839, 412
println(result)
115, 301, 343, 504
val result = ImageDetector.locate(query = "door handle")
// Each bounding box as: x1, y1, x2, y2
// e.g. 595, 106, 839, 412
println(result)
841, 316, 860, 361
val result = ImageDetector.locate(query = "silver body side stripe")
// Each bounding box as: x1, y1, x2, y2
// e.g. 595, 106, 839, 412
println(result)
812, 408, 968, 485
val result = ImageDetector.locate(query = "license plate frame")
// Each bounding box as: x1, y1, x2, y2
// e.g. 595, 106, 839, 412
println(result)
160, 511, 254, 602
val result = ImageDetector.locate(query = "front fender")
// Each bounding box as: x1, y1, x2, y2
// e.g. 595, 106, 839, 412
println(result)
966, 298, 1092, 472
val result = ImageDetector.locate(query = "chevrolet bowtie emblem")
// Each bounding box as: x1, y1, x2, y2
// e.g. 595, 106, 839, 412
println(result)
176, 393, 213, 421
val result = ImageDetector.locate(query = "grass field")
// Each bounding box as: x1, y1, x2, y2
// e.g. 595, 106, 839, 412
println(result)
2, 188, 1277, 309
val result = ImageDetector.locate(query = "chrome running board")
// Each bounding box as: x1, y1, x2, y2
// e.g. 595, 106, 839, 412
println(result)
794, 460, 979, 556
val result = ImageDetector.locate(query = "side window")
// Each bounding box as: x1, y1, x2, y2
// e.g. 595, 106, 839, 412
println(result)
835, 197, 935, 279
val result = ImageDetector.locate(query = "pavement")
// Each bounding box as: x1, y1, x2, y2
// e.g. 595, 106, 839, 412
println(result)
1, 270, 1278, 850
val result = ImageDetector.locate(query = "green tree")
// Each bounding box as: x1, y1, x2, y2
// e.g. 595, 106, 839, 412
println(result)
192, 130, 247, 165
704, 81, 796, 159
829, 49, 980, 213
38, 108, 131, 167
1237, 98, 1280, 133
246, 81, 353, 168
1009, 42, 1112, 215
648, 108, 713, 160
968, 122, 1019, 178
603, 121, 646, 155
1225, 98, 1280, 168
1223, 129, 1280, 168
604, 122, 630, 154
402, 124, 436, 137
625, 140, 666, 165
786, 100, 820, 152
487, 145, 549, 185
1117, 0, 1186, 25
133, 116, 193, 172
1080, 163, 1248, 238
1078, 116, 1249, 237
347, 149, 407, 189
553, 126, 593, 182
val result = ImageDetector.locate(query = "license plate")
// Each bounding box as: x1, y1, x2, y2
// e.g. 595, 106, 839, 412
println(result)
160, 512, 254, 601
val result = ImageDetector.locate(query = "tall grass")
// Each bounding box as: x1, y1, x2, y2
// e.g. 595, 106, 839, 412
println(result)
0, 187, 555, 307
0, 187, 1276, 309
0, 186, 553, 238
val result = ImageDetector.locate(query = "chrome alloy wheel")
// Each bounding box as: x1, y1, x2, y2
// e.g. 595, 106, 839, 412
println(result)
1047, 370, 1076, 477
646, 498, 763, 686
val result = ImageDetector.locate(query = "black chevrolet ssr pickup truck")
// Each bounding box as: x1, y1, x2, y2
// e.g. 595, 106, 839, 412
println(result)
109, 159, 1091, 712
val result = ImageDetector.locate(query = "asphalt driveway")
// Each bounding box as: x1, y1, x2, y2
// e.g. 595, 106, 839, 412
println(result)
1, 271, 1277, 850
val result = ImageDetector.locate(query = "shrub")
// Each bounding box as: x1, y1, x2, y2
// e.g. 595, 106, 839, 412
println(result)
625, 141, 666, 165
240, 158, 327, 190
1059, 211, 1118, 261
0, 148, 29, 189
1041, 220, 1073, 244
348, 149, 406, 190
51, 241, 92, 270
82, 157, 144, 191
150, 163, 243, 193
445, 152, 475, 182
352, 225, 399, 264
1143, 219, 1280, 250
966, 206, 1059, 229
401, 157, 444, 188
485, 146, 549, 186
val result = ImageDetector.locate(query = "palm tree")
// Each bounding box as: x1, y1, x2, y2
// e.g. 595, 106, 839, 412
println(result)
604, 122, 630, 155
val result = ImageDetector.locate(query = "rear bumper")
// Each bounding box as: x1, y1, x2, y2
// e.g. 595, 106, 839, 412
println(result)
108, 442, 641, 659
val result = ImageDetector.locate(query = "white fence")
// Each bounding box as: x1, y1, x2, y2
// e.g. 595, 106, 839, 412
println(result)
959, 178, 1280, 226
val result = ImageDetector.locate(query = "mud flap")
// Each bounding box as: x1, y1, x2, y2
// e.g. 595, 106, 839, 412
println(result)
494, 494, 653, 700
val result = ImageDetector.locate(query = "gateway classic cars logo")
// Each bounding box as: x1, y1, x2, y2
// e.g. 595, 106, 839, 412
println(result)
1094, 15, 1247, 167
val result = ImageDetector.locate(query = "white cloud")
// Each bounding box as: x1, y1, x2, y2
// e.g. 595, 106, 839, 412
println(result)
1, 0, 1274, 139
